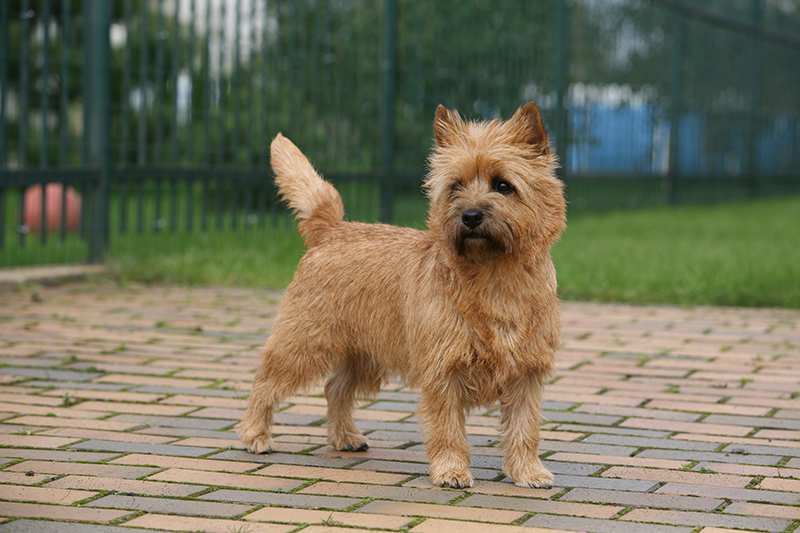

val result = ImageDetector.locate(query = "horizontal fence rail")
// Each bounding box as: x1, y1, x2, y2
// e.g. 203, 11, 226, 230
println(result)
0, 0, 798, 266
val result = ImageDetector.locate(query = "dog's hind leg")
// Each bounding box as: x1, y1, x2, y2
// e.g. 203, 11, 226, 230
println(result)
325, 357, 381, 451
237, 342, 329, 454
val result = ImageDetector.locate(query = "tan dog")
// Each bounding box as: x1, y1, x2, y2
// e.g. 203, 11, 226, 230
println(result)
237, 102, 566, 488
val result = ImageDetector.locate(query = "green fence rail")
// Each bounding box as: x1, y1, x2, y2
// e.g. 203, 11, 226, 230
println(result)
1, 0, 799, 266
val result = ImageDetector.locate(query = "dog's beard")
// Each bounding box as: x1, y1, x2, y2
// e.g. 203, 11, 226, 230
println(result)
453, 226, 510, 258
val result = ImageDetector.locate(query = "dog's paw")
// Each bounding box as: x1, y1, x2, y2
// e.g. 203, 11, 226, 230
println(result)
512, 465, 554, 489
236, 421, 273, 454
330, 432, 370, 452
431, 467, 474, 489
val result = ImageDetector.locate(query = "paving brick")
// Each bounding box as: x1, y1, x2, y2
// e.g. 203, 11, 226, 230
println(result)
602, 466, 752, 487
621, 509, 790, 531
211, 450, 361, 468
0, 501, 131, 523
403, 477, 559, 499
656, 482, 800, 505
200, 489, 360, 509
70, 439, 216, 457
0, 435, 80, 448
45, 475, 204, 497
106, 414, 232, 429
147, 468, 303, 492
411, 518, 576, 533
7, 460, 159, 479
524, 514, 693, 533
110, 453, 261, 473
244, 507, 413, 529
0, 520, 167, 533
639, 449, 781, 466
356, 500, 524, 523
547, 452, 688, 470
0, 448, 116, 462
39, 427, 177, 444
621, 418, 752, 436
86, 494, 255, 517
123, 514, 290, 533
256, 464, 410, 484
458, 494, 621, 518
7, 415, 138, 431
0, 485, 97, 504
561, 487, 723, 511
301, 481, 455, 504
724, 502, 800, 520
759, 477, 800, 492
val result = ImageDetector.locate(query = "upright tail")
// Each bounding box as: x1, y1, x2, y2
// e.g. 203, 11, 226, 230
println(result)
270, 133, 344, 247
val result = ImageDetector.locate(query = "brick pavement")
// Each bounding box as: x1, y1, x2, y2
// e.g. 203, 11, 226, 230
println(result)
0, 282, 798, 532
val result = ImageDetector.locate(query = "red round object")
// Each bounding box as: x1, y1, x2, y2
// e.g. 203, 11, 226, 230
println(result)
23, 183, 82, 233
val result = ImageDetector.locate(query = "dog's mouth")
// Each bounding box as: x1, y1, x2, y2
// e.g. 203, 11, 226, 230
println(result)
455, 228, 508, 257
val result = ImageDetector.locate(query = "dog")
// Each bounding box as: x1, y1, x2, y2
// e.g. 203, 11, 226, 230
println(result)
237, 102, 566, 488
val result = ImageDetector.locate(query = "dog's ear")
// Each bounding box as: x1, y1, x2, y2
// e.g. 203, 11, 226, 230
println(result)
433, 104, 464, 147
507, 101, 550, 153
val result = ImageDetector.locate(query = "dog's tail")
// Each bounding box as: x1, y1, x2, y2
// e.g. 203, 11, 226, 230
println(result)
270, 133, 344, 247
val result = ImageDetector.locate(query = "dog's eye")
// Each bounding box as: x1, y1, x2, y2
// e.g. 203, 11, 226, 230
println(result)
450, 182, 464, 193
491, 177, 514, 195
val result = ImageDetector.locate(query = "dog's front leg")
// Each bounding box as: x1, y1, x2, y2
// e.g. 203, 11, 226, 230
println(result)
420, 386, 473, 488
500, 372, 554, 488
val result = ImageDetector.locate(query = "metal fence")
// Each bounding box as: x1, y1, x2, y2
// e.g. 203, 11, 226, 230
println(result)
1, 0, 799, 266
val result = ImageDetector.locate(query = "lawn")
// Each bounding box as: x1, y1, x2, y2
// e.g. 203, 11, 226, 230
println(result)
104, 195, 800, 308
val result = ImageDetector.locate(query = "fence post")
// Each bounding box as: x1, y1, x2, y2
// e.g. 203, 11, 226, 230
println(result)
745, 0, 764, 196
667, 10, 686, 205
379, 0, 397, 223
552, 0, 570, 178
84, 0, 111, 263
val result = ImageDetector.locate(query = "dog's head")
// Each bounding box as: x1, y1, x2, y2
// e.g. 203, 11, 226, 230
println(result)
424, 102, 566, 263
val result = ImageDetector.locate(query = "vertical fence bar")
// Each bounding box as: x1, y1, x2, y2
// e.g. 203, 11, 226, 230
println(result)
745, 0, 764, 196
187, 0, 196, 164
0, 0, 6, 250
40, 0, 52, 245
19, 0, 30, 247
85, 0, 111, 263
59, 0, 71, 166
379, 0, 397, 223
552, 0, 571, 178
171, 0, 180, 163
138, 0, 148, 166
120, 0, 131, 168
154, 0, 164, 162
667, 9, 686, 205
233, 0, 241, 163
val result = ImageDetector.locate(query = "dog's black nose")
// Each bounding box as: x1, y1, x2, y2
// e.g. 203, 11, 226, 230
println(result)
461, 209, 484, 229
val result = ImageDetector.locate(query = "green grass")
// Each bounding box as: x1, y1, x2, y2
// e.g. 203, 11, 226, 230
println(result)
3, 182, 799, 307
105, 195, 800, 308
553, 196, 800, 308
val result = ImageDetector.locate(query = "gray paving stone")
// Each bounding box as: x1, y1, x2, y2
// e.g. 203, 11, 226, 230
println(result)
621, 508, 791, 531
561, 487, 723, 511
704, 414, 800, 430
200, 489, 359, 509
0, 448, 119, 462
656, 482, 800, 505
549, 474, 658, 492
70, 439, 216, 457
0, 520, 166, 533
525, 514, 693, 533
211, 450, 361, 468
639, 448, 782, 465
86, 494, 254, 517
583, 433, 720, 451
110, 414, 232, 430
556, 424, 671, 438
0, 367, 102, 381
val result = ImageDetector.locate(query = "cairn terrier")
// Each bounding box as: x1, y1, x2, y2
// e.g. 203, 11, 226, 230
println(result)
237, 102, 566, 488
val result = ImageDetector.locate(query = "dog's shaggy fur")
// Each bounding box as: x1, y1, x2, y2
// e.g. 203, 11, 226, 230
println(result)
237, 102, 566, 488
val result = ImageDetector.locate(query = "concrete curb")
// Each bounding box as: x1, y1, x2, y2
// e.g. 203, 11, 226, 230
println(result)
0, 264, 107, 291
